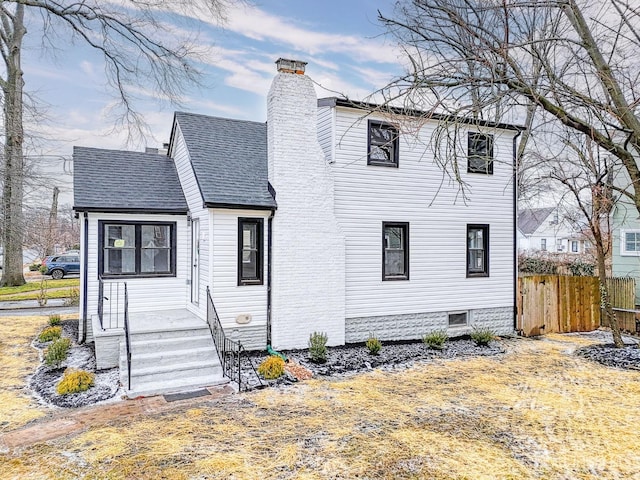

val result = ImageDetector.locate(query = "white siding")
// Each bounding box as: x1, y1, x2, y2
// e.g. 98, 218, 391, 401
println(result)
331, 108, 516, 319
317, 106, 334, 164
84, 213, 189, 339
171, 123, 209, 318
210, 208, 270, 334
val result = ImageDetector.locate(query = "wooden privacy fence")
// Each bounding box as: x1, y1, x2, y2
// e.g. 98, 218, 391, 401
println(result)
518, 275, 601, 336
518, 275, 637, 336
606, 277, 637, 333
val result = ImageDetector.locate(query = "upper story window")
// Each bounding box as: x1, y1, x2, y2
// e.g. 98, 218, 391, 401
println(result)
621, 230, 640, 256
468, 132, 494, 174
368, 121, 399, 167
383, 222, 409, 280
238, 218, 264, 285
99, 221, 176, 278
467, 224, 489, 277
541, 238, 547, 251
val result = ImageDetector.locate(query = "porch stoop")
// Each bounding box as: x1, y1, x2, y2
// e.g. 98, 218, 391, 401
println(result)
118, 312, 228, 398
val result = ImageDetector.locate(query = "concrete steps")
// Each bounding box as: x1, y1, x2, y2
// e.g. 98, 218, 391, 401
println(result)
120, 325, 227, 398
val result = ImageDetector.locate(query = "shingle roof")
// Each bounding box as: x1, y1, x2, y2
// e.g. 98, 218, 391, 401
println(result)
73, 147, 188, 213
173, 112, 276, 209
518, 207, 555, 235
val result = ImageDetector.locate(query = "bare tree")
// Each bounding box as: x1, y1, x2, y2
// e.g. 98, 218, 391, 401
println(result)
0, 0, 235, 286
24, 203, 79, 259
379, 0, 640, 200
548, 134, 623, 346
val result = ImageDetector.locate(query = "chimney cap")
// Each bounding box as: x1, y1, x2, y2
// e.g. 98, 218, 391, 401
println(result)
276, 58, 307, 74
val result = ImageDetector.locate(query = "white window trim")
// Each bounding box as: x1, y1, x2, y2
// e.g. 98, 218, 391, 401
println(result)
620, 229, 640, 256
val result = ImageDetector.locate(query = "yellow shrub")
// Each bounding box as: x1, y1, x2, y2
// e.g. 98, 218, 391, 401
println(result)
38, 326, 62, 342
56, 368, 95, 395
257, 356, 285, 380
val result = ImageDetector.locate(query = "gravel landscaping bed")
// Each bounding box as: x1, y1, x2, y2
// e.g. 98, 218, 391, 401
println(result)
29, 320, 122, 408
242, 336, 508, 389
26, 324, 640, 405
572, 331, 640, 371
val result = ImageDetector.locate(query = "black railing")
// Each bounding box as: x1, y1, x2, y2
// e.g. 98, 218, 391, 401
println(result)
123, 283, 132, 391
98, 276, 127, 330
206, 287, 263, 391
98, 276, 132, 390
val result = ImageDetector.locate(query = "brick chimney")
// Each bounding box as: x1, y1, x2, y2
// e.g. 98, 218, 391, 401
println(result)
275, 58, 307, 75
267, 60, 346, 349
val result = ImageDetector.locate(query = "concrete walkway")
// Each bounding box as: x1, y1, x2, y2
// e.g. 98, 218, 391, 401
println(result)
0, 298, 71, 311
0, 384, 235, 453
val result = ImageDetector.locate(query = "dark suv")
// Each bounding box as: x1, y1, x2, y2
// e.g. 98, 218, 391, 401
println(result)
43, 254, 80, 279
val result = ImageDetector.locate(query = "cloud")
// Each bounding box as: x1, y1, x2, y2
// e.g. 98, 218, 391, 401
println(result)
221, 5, 399, 65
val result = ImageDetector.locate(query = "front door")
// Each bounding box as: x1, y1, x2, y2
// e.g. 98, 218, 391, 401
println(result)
191, 218, 200, 305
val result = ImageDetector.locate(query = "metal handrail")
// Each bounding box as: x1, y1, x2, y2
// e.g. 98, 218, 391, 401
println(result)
206, 287, 263, 391
97, 277, 125, 330
98, 276, 104, 330
123, 283, 132, 391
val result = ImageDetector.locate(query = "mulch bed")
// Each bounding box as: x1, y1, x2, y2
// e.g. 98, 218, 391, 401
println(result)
242, 336, 507, 389
29, 320, 121, 408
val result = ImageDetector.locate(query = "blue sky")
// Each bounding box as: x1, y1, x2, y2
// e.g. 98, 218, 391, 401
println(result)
21, 1, 402, 158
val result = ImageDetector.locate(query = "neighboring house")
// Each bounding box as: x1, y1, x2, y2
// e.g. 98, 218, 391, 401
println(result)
517, 207, 587, 254
74, 59, 522, 396
611, 197, 640, 303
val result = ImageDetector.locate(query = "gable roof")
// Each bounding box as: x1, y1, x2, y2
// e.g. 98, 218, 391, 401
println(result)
73, 147, 188, 214
518, 207, 555, 235
173, 112, 276, 210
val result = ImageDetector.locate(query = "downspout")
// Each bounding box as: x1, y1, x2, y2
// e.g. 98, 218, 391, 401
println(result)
266, 208, 274, 346
513, 130, 523, 333
81, 212, 89, 344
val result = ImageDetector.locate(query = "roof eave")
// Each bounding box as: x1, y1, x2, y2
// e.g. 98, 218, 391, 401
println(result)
203, 201, 277, 211
318, 97, 526, 132
73, 206, 188, 215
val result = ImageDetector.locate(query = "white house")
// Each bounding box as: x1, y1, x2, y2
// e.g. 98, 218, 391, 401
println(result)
517, 207, 588, 254
73, 59, 522, 396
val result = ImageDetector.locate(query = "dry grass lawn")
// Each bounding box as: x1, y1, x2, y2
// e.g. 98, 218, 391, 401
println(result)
0, 314, 78, 433
1, 322, 640, 479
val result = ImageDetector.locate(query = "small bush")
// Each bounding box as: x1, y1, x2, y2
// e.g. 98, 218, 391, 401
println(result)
365, 334, 382, 355
470, 326, 496, 347
308, 331, 328, 364
64, 287, 80, 307
568, 260, 595, 276
56, 368, 94, 395
518, 256, 558, 275
48, 314, 62, 326
45, 337, 71, 367
257, 356, 286, 380
29, 262, 42, 271
423, 330, 448, 350
39, 265, 48, 274
37, 278, 48, 307
38, 326, 62, 342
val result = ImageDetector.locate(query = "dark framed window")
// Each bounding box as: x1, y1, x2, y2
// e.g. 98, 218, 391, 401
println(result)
99, 221, 176, 278
541, 238, 547, 251
571, 240, 578, 253
383, 222, 409, 280
368, 121, 399, 167
468, 132, 494, 174
448, 312, 468, 327
238, 218, 264, 285
467, 224, 489, 277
